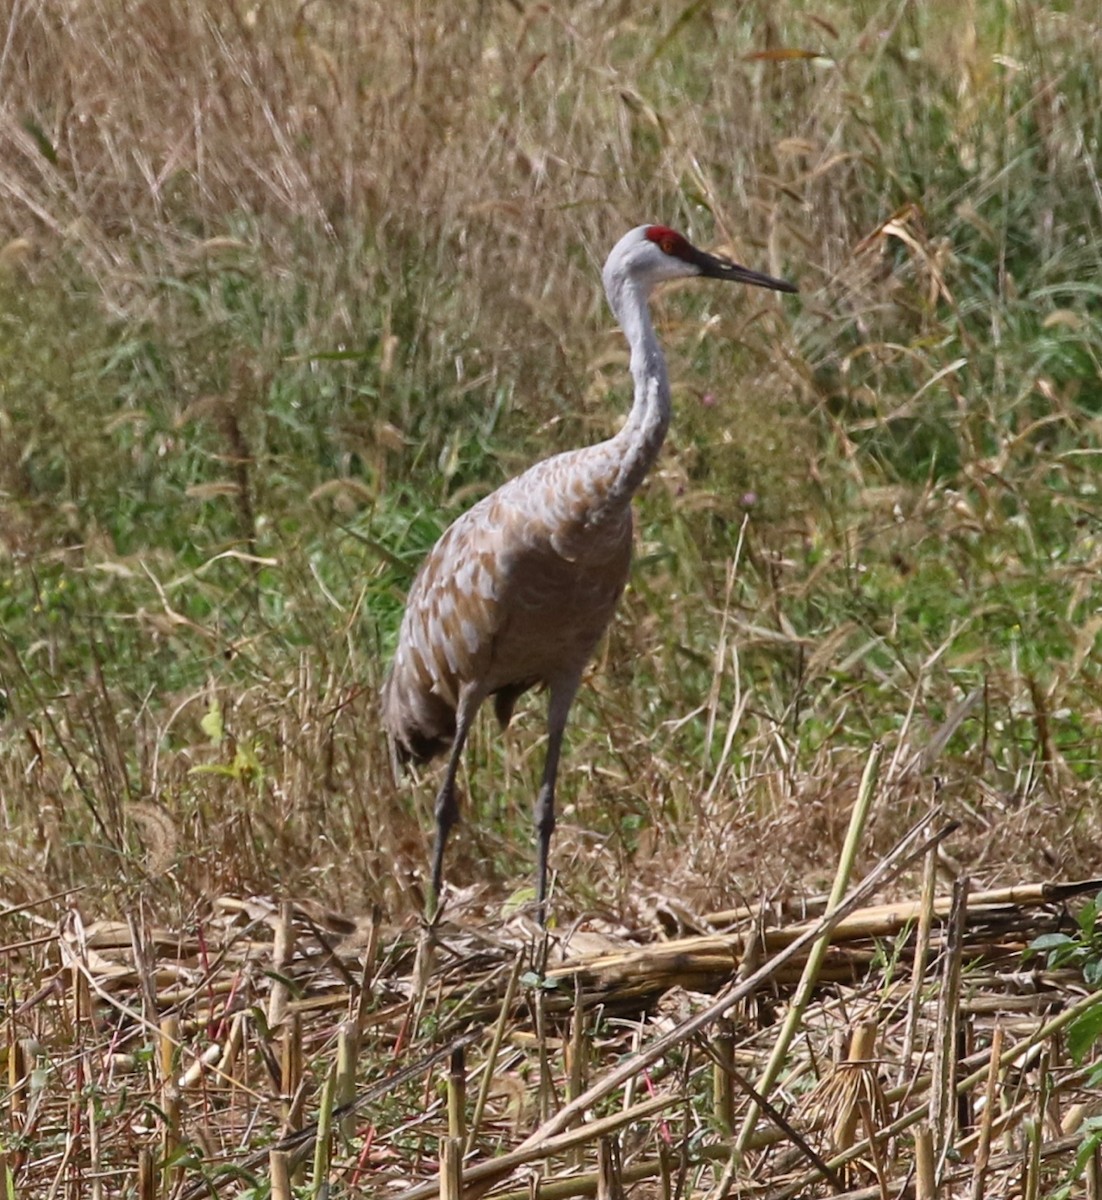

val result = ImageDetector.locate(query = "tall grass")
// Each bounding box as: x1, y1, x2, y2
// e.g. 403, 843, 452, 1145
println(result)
1, 0, 1101, 921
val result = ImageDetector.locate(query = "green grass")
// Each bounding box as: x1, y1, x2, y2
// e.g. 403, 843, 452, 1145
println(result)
1, 0, 1101, 922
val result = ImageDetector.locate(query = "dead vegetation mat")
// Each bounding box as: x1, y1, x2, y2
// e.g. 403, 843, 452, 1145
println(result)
4, 813, 1102, 1200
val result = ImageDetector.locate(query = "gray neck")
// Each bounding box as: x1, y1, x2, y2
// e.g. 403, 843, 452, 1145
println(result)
604, 273, 671, 506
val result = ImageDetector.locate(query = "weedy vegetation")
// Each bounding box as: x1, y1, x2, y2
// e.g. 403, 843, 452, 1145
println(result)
2, 1, 1102, 1196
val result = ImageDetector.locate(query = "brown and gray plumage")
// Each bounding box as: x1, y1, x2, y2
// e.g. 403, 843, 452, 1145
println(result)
382, 224, 796, 921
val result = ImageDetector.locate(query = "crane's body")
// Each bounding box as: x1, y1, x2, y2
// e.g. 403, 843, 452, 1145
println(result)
382, 225, 795, 922
384, 442, 633, 758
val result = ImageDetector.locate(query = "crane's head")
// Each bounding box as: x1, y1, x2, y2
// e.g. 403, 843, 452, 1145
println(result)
604, 224, 797, 296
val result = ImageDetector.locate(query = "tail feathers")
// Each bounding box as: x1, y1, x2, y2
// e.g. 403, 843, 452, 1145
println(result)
394, 725, 453, 766
382, 667, 455, 767
383, 671, 538, 766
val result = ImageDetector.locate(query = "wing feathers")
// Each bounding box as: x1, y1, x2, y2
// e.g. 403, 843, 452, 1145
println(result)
382, 443, 632, 760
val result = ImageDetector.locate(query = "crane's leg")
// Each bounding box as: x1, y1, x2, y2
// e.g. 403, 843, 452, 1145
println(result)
534, 675, 581, 926
429, 685, 482, 919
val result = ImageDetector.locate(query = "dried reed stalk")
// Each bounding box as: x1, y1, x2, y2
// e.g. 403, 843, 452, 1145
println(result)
311, 1062, 337, 1198
448, 1045, 467, 1141
567, 978, 588, 1169
439, 1137, 463, 1200
395, 810, 952, 1200
267, 901, 295, 1029
137, 1147, 156, 1200
595, 1135, 622, 1200
931, 876, 968, 1174
270, 1149, 292, 1200
899, 839, 939, 1089
969, 1023, 1003, 1200
712, 1020, 735, 1135
336, 1019, 360, 1142
914, 1122, 935, 1200
159, 1013, 181, 1192
771, 985, 1102, 1200
732, 741, 884, 1165
467, 954, 525, 1156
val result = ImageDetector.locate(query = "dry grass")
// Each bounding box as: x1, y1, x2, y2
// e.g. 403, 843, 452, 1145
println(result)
3, 0, 1101, 911
6, 825, 1102, 1198
2, 0, 1102, 1193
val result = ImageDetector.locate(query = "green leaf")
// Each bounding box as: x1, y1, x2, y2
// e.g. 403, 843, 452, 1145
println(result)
1066, 1002, 1102, 1064
1028, 932, 1074, 952
20, 114, 58, 165
501, 885, 536, 917
519, 970, 560, 992
188, 763, 238, 779
1052, 1115, 1102, 1200
200, 699, 224, 743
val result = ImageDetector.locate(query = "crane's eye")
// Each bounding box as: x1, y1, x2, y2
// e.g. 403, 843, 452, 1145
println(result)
645, 225, 688, 260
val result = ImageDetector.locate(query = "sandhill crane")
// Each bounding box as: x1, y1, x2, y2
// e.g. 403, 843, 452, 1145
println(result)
383, 224, 796, 922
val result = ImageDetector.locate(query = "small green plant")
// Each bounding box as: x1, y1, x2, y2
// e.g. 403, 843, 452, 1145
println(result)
1026, 891, 1102, 1066
1026, 891, 1102, 988
1052, 1115, 1102, 1200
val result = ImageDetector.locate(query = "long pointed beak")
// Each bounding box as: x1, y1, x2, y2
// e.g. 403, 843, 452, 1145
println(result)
692, 247, 797, 293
